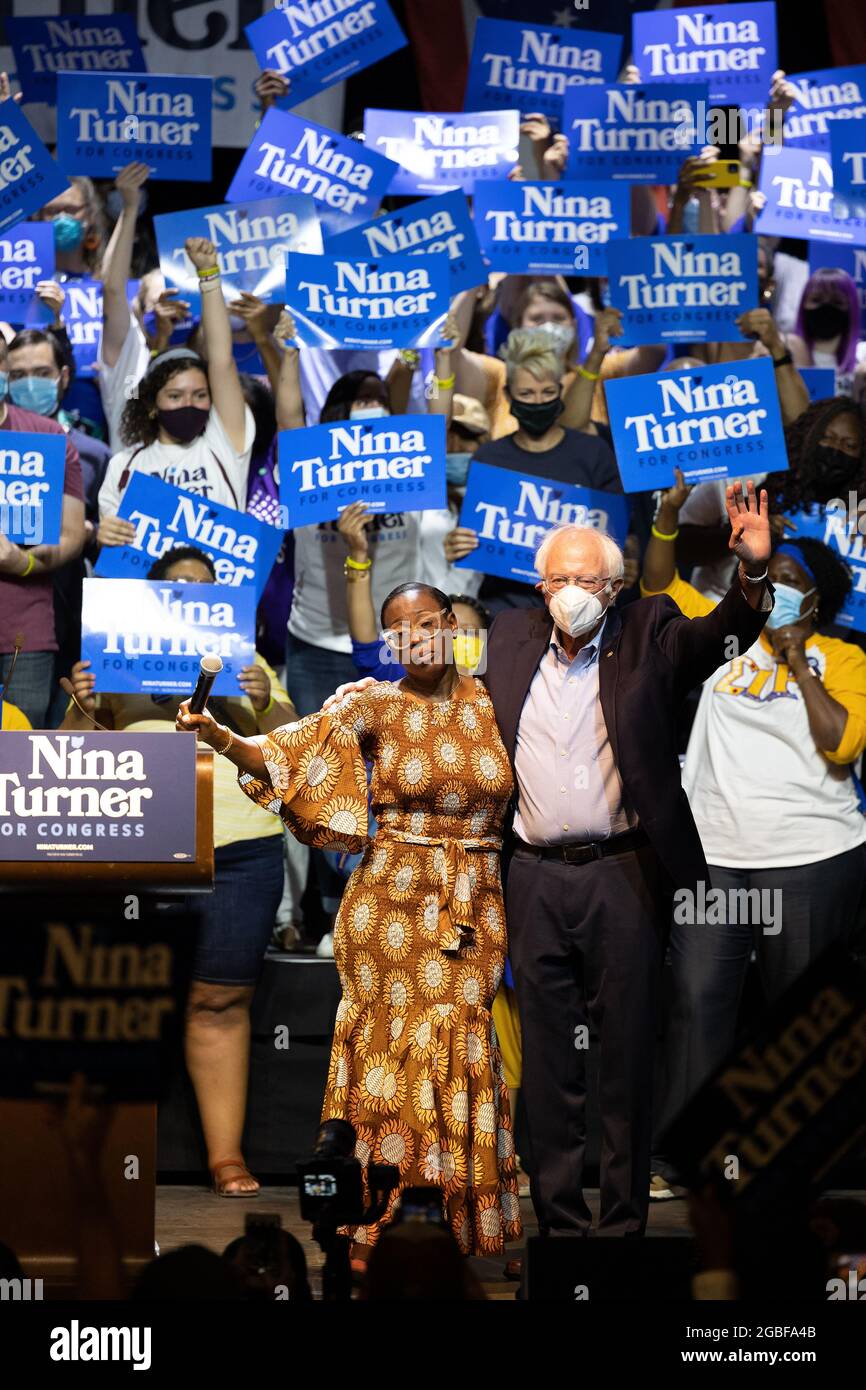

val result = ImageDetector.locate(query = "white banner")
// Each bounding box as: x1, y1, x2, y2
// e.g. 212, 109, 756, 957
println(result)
0, 0, 345, 149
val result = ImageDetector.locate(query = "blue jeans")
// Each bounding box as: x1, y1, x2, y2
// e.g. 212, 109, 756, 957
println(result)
193, 835, 285, 986
0, 650, 55, 728
284, 632, 359, 914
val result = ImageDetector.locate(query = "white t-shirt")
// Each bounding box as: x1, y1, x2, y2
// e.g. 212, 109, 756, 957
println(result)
683, 632, 866, 868
98, 404, 255, 518
679, 474, 767, 602
417, 506, 482, 599
289, 511, 422, 652
96, 318, 151, 454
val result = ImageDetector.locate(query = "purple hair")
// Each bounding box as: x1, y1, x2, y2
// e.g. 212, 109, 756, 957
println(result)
795, 267, 860, 375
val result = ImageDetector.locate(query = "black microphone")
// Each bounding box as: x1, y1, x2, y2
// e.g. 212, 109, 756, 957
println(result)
188, 654, 223, 714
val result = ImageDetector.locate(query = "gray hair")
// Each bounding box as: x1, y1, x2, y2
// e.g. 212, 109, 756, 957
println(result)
534, 524, 625, 580
501, 327, 564, 387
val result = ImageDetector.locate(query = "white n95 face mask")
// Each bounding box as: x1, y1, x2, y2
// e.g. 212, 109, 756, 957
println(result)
548, 583, 611, 638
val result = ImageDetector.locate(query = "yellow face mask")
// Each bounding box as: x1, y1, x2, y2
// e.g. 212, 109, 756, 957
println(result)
454, 630, 485, 673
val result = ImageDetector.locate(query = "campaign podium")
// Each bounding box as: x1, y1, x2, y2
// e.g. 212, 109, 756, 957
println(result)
0, 736, 214, 1299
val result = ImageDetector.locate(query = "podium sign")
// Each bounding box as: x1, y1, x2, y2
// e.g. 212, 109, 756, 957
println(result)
0, 731, 196, 864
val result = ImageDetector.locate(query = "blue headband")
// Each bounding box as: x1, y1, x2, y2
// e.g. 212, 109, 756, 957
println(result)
775, 542, 816, 582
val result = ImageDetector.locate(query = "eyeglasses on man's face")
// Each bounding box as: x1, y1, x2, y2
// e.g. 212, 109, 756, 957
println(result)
542, 575, 612, 594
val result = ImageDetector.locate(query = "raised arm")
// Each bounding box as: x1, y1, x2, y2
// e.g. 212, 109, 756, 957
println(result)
100, 162, 149, 369
273, 310, 304, 430
654, 482, 772, 683
561, 308, 623, 431
337, 501, 379, 644
642, 469, 691, 593
184, 236, 247, 453
735, 307, 810, 426
229, 291, 283, 395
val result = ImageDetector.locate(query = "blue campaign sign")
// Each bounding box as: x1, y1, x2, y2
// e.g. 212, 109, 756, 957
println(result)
472, 179, 628, 275
284, 251, 449, 349
606, 233, 758, 344
808, 242, 866, 338
605, 357, 788, 491
226, 108, 398, 238
798, 367, 836, 402
786, 505, 866, 633
154, 195, 323, 320
464, 17, 623, 127
56, 72, 213, 183
278, 414, 447, 526
94, 474, 283, 597
5, 15, 147, 106
830, 118, 866, 220
0, 222, 54, 324
58, 276, 137, 379
562, 83, 706, 184
0, 432, 66, 546
632, 2, 778, 106
81, 577, 256, 697
324, 190, 487, 296
756, 147, 866, 247
0, 101, 69, 235
363, 108, 520, 195
784, 67, 866, 153
454, 460, 629, 585
245, 0, 407, 109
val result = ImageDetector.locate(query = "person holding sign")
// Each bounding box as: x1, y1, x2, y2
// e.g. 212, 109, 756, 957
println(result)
0, 336, 85, 727
641, 477, 866, 1196
451, 328, 622, 612
97, 236, 255, 535
177, 583, 522, 1259
62, 544, 295, 1198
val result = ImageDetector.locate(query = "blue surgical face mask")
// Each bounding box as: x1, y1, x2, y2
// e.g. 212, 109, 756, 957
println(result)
767, 582, 817, 630
52, 214, 85, 252
0, 371, 7, 401
445, 452, 473, 485
350, 404, 389, 419
9, 375, 60, 416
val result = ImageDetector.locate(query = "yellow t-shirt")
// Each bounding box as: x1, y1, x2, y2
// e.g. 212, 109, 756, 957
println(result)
93, 655, 290, 850
1, 701, 31, 730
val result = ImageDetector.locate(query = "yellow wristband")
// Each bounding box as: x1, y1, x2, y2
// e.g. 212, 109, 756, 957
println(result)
20, 551, 35, 578
260, 693, 274, 717
435, 374, 456, 389
651, 524, 680, 542
345, 555, 372, 570
577, 364, 600, 381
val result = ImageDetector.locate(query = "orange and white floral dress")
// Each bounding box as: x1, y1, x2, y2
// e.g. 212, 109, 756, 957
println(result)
238, 678, 522, 1255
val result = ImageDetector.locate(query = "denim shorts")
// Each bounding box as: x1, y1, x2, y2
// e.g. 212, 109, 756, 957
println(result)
193, 834, 285, 986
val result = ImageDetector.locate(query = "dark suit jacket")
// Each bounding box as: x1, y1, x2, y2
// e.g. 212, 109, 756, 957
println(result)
484, 580, 771, 895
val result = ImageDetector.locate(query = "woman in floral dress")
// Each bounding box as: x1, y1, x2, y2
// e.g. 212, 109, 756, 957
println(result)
177, 583, 522, 1258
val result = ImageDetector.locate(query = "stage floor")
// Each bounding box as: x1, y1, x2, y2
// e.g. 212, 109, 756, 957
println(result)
155, 1185, 692, 1300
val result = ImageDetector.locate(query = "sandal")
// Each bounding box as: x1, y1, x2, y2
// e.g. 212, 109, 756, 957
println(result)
210, 1157, 260, 1198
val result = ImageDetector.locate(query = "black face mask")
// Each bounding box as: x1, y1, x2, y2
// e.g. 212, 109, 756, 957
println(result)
157, 405, 210, 442
508, 394, 564, 437
803, 303, 849, 341
812, 443, 859, 495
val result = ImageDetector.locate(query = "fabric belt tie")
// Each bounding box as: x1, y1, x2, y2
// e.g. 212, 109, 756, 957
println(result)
380, 829, 502, 951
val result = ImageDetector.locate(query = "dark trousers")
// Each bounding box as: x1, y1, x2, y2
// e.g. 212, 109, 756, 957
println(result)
506, 841, 666, 1238
654, 843, 866, 1176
